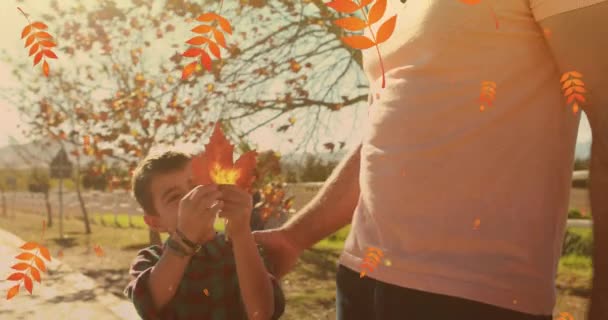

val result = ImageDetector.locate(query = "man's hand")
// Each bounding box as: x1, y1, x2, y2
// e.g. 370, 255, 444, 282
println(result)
538, 2, 608, 319
177, 184, 223, 243
252, 228, 302, 279
217, 184, 253, 236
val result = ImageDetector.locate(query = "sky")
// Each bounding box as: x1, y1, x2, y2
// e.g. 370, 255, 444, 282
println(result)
0, 0, 593, 155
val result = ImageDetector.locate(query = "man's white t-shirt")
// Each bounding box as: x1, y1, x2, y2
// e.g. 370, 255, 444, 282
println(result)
339, 0, 606, 315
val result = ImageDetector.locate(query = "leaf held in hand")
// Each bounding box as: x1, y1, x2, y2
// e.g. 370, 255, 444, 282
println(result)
191, 123, 257, 191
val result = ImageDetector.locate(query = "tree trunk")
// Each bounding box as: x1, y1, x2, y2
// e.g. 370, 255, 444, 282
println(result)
44, 191, 53, 227
149, 229, 161, 246
73, 155, 91, 234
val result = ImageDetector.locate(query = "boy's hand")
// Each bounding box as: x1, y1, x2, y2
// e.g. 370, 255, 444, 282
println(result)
177, 184, 223, 243
217, 184, 253, 236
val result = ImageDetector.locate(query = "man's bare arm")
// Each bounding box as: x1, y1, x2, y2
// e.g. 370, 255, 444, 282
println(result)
539, 3, 608, 318
283, 143, 362, 251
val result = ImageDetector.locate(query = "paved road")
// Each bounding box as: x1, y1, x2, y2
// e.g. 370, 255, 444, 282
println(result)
0, 229, 139, 320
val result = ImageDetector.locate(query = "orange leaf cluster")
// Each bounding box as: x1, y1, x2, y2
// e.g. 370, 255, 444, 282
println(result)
6, 242, 51, 300
473, 218, 481, 230
557, 311, 574, 320
19, 8, 57, 77
93, 244, 105, 257
560, 71, 586, 114
181, 13, 232, 80
256, 183, 294, 222
327, 0, 396, 88
359, 247, 384, 278
192, 123, 257, 192
459, 0, 499, 29
478, 81, 496, 112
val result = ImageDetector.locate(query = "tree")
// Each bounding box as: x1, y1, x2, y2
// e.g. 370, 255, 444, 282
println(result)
4, 0, 368, 243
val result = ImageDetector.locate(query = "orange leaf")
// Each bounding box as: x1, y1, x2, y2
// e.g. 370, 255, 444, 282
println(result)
326, 0, 359, 13
200, 51, 212, 71
368, 0, 387, 25
191, 25, 213, 34
33, 51, 43, 66
186, 36, 211, 45
360, 0, 374, 6
233, 151, 258, 191
94, 245, 104, 257
560, 72, 570, 83
30, 267, 41, 283
15, 252, 36, 261
6, 284, 19, 300
341, 35, 375, 49
196, 13, 232, 34
24, 34, 36, 47
181, 61, 198, 80
20, 242, 38, 250
30, 43, 40, 57
6, 273, 25, 281
35, 31, 53, 39
23, 275, 33, 294
39, 246, 51, 261
375, 15, 397, 44
564, 87, 574, 97
31, 21, 48, 30
207, 41, 221, 59
11, 263, 31, 271
21, 24, 32, 39
33, 256, 46, 272
569, 71, 583, 78
213, 29, 227, 48
573, 86, 587, 93
39, 40, 56, 48
334, 17, 367, 31
182, 47, 203, 57
42, 50, 57, 59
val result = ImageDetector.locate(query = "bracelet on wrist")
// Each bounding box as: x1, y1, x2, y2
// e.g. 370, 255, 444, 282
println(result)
167, 236, 195, 257
175, 228, 198, 249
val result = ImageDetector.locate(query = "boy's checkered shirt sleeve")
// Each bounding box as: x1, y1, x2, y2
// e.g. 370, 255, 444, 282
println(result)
124, 246, 177, 320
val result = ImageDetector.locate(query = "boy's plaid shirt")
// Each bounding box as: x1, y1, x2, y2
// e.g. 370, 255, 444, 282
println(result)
124, 232, 285, 320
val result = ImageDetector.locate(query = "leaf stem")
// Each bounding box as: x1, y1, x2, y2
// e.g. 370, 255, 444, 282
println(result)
355, 0, 387, 88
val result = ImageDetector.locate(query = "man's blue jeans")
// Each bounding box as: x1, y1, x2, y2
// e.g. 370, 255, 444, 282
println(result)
336, 264, 553, 320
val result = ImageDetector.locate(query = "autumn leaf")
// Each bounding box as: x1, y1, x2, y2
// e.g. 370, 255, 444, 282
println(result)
334, 17, 366, 31
368, 0, 387, 25
375, 15, 397, 44
33, 256, 46, 272
6, 273, 25, 281
359, 247, 384, 278
196, 13, 232, 34
18, 9, 58, 77
39, 245, 51, 261
181, 13, 231, 79
560, 71, 586, 114
6, 285, 19, 300
479, 81, 497, 112
30, 267, 41, 283
341, 35, 375, 49
181, 61, 198, 80
23, 275, 33, 294
326, 0, 359, 13
192, 123, 257, 191
11, 263, 31, 271
15, 252, 36, 261
94, 244, 104, 257
20, 242, 38, 250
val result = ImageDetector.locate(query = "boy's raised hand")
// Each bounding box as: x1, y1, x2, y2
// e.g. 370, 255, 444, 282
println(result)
217, 184, 253, 236
177, 184, 223, 243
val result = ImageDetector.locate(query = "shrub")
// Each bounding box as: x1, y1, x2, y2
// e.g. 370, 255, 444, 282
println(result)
562, 228, 593, 256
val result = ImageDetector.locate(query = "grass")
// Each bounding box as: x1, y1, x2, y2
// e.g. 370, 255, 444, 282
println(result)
84, 212, 226, 231
0, 211, 593, 319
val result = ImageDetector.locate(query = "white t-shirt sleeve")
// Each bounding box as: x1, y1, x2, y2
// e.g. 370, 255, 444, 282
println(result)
530, 0, 608, 21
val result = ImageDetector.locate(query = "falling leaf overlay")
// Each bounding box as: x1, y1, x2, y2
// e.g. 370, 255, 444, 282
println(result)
203, 288, 209, 296
473, 218, 481, 230
459, 0, 499, 30
18, 7, 58, 77
327, 0, 397, 89
557, 312, 574, 320
560, 71, 586, 114
191, 123, 258, 192
181, 13, 232, 80
360, 247, 384, 278
93, 244, 105, 257
479, 81, 496, 112
6, 241, 51, 300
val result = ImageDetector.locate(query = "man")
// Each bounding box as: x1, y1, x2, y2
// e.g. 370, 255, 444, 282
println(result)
254, 1, 607, 319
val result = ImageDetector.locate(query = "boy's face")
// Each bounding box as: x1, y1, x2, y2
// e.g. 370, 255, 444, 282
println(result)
143, 161, 199, 233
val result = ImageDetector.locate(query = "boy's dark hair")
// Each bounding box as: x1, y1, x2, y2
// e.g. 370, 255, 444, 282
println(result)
131, 150, 191, 216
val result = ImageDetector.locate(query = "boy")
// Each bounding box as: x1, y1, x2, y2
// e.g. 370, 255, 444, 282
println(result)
123, 150, 285, 319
